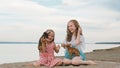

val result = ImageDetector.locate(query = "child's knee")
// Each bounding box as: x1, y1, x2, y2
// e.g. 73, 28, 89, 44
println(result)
63, 59, 71, 65
72, 60, 80, 65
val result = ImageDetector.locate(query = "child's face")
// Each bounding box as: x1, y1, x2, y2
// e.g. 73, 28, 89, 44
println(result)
46, 32, 54, 42
68, 22, 76, 33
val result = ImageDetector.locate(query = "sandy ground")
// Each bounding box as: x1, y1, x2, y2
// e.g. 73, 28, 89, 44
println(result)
0, 46, 120, 68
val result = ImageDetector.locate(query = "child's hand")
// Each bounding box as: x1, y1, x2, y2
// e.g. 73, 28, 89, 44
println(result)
54, 45, 60, 53
41, 37, 46, 43
56, 45, 60, 50
64, 44, 71, 47
61, 43, 65, 48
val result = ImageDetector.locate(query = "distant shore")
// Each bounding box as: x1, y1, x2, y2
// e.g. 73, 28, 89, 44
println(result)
95, 42, 120, 44
0, 46, 120, 68
0, 41, 120, 44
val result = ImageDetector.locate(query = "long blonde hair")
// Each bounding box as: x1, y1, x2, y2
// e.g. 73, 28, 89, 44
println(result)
66, 19, 83, 42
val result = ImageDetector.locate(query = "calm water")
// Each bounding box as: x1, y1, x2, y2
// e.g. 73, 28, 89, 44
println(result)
0, 43, 120, 64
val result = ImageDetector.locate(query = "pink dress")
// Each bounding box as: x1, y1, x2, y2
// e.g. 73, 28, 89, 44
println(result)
34, 42, 62, 68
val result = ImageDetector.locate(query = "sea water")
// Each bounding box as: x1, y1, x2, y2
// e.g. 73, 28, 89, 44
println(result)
0, 43, 119, 64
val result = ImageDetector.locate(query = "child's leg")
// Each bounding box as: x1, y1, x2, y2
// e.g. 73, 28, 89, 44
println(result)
72, 56, 82, 65
79, 60, 96, 65
72, 56, 96, 65
26, 63, 39, 66
63, 58, 72, 65
33, 61, 41, 66
27, 60, 42, 67
55, 61, 63, 66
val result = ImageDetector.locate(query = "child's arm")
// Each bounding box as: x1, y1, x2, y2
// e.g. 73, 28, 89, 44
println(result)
54, 43, 60, 53
41, 44, 46, 53
61, 43, 65, 48
40, 37, 46, 53
75, 27, 82, 45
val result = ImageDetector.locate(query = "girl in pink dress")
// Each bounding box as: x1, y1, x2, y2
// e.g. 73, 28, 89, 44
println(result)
31, 29, 63, 68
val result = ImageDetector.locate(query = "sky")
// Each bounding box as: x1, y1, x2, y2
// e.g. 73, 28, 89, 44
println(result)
0, 0, 120, 43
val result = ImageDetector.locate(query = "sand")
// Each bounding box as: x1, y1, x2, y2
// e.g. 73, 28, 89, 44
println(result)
0, 46, 120, 68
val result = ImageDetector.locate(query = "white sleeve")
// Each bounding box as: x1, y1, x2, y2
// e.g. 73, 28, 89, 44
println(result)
71, 36, 85, 51
79, 36, 85, 51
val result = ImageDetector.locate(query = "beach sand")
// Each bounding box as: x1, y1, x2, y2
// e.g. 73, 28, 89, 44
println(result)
0, 46, 120, 68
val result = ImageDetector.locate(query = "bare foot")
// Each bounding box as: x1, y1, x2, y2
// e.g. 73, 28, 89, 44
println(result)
33, 62, 41, 67
88, 60, 97, 65
25, 62, 41, 67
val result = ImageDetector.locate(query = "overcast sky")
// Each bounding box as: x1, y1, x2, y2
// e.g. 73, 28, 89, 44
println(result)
0, 0, 120, 43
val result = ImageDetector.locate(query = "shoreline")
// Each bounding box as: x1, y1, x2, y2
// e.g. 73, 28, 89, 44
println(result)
0, 46, 120, 68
